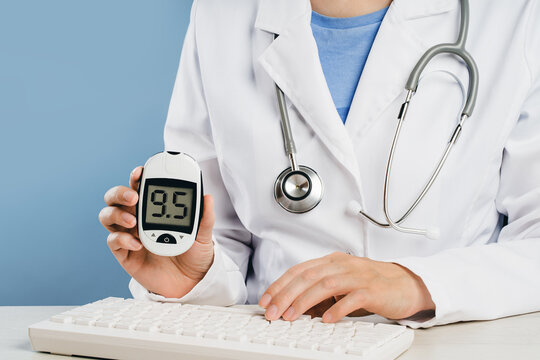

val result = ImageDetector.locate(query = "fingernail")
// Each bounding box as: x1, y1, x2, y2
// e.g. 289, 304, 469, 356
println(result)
266, 305, 278, 320
283, 307, 295, 320
260, 293, 272, 308
124, 192, 135, 202
323, 312, 333, 323
130, 239, 141, 250
122, 213, 135, 226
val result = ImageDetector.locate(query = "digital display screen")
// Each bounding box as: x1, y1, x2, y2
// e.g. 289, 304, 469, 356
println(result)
145, 185, 194, 226
142, 178, 197, 233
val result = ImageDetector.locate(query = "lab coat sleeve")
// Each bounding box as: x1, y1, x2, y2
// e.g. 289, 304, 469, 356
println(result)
129, 0, 252, 305
392, 23, 540, 328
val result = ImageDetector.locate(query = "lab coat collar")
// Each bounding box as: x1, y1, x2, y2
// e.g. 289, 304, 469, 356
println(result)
394, 0, 457, 20
254, 0, 310, 35
257, 1, 360, 175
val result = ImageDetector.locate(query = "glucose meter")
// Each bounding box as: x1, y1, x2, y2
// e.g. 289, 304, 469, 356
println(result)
137, 151, 203, 257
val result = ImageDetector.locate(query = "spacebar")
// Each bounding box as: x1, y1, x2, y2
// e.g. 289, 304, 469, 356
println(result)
198, 305, 265, 315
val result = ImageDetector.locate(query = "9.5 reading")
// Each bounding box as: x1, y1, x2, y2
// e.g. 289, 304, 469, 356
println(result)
145, 185, 194, 227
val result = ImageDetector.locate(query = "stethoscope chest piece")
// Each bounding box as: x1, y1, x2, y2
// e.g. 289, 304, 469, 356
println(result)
274, 165, 323, 213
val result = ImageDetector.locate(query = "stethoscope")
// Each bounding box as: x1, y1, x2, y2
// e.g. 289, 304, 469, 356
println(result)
273, 0, 479, 240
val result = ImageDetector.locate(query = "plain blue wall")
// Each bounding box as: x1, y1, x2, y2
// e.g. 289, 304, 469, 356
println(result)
0, 0, 193, 305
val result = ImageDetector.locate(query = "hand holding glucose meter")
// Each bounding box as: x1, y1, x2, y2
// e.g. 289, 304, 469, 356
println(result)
137, 151, 203, 257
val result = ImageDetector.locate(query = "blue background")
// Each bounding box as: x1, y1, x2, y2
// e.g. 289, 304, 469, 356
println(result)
0, 0, 193, 305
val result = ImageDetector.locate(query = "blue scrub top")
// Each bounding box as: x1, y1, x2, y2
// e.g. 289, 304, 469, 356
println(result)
311, 7, 389, 123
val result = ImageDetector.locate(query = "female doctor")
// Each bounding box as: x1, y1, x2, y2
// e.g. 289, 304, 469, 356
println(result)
99, 0, 540, 328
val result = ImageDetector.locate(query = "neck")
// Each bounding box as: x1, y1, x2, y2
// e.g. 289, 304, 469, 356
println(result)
310, 0, 392, 18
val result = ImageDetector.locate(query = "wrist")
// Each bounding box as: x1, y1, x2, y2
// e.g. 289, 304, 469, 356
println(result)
394, 263, 436, 314
179, 241, 215, 282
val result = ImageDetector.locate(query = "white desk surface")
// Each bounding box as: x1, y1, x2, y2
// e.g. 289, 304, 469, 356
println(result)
1, 306, 540, 359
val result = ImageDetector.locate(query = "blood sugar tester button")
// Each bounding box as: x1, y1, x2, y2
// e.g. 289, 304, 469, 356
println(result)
156, 234, 177, 244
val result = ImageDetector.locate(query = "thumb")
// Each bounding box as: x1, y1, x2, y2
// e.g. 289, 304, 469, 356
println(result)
196, 194, 215, 244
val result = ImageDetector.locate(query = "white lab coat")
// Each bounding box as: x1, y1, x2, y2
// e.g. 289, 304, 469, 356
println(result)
130, 0, 540, 328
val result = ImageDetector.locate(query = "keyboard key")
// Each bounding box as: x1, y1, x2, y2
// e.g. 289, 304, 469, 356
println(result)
333, 330, 355, 338
252, 336, 274, 345
203, 331, 226, 340
244, 324, 268, 332
160, 326, 183, 335
319, 343, 343, 353
95, 320, 116, 328
115, 322, 139, 330
225, 333, 248, 342
335, 320, 354, 328
347, 342, 377, 356
347, 347, 368, 356
183, 329, 205, 337
354, 321, 374, 328
296, 341, 318, 350
289, 332, 307, 339
275, 338, 296, 348
311, 329, 333, 337
320, 338, 334, 345
74, 318, 97, 326
223, 323, 244, 331
135, 323, 160, 332
373, 323, 406, 339
269, 319, 290, 327
50, 315, 72, 324
290, 323, 312, 332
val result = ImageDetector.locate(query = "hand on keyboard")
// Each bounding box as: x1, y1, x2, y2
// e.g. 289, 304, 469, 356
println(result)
260, 252, 435, 323
99, 166, 216, 298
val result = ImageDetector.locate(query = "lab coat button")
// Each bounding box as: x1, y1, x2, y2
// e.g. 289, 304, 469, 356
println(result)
157, 234, 177, 244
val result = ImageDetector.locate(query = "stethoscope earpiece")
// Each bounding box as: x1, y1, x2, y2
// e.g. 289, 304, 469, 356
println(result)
346, 200, 363, 217
426, 228, 440, 240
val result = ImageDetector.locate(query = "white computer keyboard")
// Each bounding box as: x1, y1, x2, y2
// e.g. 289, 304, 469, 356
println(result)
28, 297, 414, 360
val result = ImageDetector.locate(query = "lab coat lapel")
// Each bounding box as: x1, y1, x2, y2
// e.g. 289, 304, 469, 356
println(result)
255, 0, 360, 175
345, 0, 458, 137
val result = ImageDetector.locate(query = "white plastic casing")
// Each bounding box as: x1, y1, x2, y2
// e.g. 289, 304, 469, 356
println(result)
137, 152, 203, 257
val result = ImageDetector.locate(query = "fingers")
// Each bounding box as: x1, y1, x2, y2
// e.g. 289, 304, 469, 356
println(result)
280, 273, 360, 321
107, 231, 143, 252
104, 185, 138, 207
195, 195, 215, 244
304, 297, 336, 318
264, 264, 346, 321
346, 308, 373, 318
107, 232, 143, 265
99, 206, 137, 230
322, 290, 371, 323
129, 167, 143, 191
106, 232, 150, 278
259, 257, 328, 310
101, 169, 141, 233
